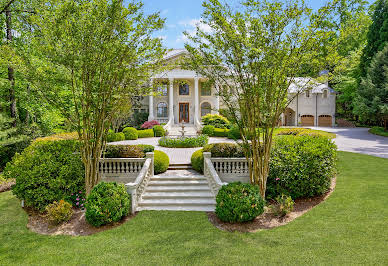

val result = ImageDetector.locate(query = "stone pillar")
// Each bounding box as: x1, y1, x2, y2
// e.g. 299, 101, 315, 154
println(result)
148, 78, 154, 121
203, 152, 211, 175
194, 77, 199, 122
146, 152, 154, 177
168, 78, 174, 123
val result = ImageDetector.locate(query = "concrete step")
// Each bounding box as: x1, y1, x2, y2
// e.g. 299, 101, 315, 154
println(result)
139, 198, 216, 206
168, 165, 193, 170
137, 205, 215, 212
150, 176, 206, 181
142, 191, 214, 199
148, 180, 208, 186
145, 185, 211, 192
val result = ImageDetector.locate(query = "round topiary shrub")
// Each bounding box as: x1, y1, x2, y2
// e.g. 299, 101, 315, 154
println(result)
153, 125, 165, 137
202, 125, 215, 136
154, 150, 169, 174
85, 182, 131, 227
215, 182, 265, 223
4, 140, 84, 211
122, 127, 138, 140
115, 132, 125, 141
191, 149, 204, 173
45, 200, 74, 225
227, 124, 241, 139
267, 135, 337, 199
106, 130, 116, 142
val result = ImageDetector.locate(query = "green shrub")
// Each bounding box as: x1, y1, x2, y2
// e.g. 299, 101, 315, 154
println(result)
154, 150, 169, 174
202, 125, 215, 136
215, 182, 265, 223
267, 135, 337, 199
213, 128, 230, 137
191, 149, 204, 173
45, 200, 73, 225
0, 138, 31, 171
105, 145, 144, 158
115, 132, 125, 141
202, 114, 230, 129
122, 127, 138, 140
206, 143, 245, 158
227, 125, 241, 139
138, 129, 154, 138
369, 126, 388, 137
153, 125, 165, 137
270, 194, 294, 217
85, 182, 131, 227
4, 140, 84, 211
137, 144, 155, 153
107, 131, 125, 142
158, 135, 209, 148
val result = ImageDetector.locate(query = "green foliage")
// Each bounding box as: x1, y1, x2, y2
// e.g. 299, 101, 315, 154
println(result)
122, 127, 138, 140
154, 150, 169, 174
65, 191, 86, 209
137, 129, 154, 138
359, 0, 388, 77
215, 182, 265, 223
205, 143, 245, 158
267, 135, 337, 199
104, 145, 144, 158
137, 144, 155, 153
354, 44, 388, 126
227, 124, 241, 139
45, 200, 73, 225
85, 182, 131, 227
213, 128, 230, 137
275, 128, 336, 139
369, 126, 388, 137
191, 149, 204, 173
152, 125, 165, 137
202, 125, 215, 136
107, 132, 125, 142
158, 135, 209, 148
270, 194, 294, 217
4, 140, 84, 211
201, 114, 230, 129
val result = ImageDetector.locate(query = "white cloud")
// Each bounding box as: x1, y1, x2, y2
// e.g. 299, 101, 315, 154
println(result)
157, 35, 167, 41
176, 18, 212, 43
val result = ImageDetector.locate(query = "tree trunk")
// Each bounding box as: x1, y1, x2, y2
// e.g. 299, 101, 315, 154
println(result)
6, 9, 16, 127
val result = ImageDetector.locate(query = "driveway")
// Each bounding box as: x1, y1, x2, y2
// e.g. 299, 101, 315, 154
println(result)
309, 127, 388, 159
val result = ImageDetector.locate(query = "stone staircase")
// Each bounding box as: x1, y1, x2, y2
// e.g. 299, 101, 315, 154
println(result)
137, 170, 216, 211
167, 124, 198, 137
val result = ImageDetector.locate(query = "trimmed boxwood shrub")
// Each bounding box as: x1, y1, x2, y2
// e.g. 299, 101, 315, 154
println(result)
205, 143, 245, 158
137, 144, 155, 153
215, 182, 265, 223
202, 125, 215, 136
107, 131, 125, 142
85, 182, 131, 227
213, 128, 230, 137
202, 114, 230, 129
4, 140, 84, 211
138, 129, 154, 138
154, 150, 169, 174
227, 125, 241, 139
105, 145, 144, 158
191, 149, 204, 173
267, 135, 337, 199
122, 127, 138, 140
158, 135, 209, 148
153, 125, 165, 137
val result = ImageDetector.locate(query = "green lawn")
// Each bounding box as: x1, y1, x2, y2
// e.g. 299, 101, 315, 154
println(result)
1, 152, 387, 265
369, 126, 388, 137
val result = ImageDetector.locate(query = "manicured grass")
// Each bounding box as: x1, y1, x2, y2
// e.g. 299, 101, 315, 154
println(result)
1, 152, 387, 264
369, 126, 388, 137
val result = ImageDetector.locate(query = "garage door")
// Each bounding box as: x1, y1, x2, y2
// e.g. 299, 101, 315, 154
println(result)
318, 115, 332, 127
301, 115, 314, 126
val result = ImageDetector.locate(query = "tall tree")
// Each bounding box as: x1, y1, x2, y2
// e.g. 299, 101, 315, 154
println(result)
354, 43, 388, 129
27, 0, 166, 194
184, 0, 337, 198
359, 0, 388, 77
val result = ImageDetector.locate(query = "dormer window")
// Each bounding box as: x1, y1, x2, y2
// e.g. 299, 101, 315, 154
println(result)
323, 89, 328, 98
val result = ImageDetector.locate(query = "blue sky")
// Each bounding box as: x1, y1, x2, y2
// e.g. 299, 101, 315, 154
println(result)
141, 0, 373, 49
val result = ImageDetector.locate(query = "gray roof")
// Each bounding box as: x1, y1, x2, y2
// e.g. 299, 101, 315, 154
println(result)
288, 77, 335, 94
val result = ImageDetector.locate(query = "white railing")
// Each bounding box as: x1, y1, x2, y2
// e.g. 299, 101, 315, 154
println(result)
203, 152, 251, 185
99, 158, 146, 183
125, 152, 154, 213
156, 117, 169, 124
203, 152, 227, 196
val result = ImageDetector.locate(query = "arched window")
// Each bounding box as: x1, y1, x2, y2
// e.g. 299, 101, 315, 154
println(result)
157, 102, 168, 117
201, 102, 211, 117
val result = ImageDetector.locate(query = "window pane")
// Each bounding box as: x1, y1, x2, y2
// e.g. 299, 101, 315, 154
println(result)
157, 83, 168, 96
201, 102, 211, 117
157, 102, 167, 117
179, 83, 189, 95
201, 82, 211, 96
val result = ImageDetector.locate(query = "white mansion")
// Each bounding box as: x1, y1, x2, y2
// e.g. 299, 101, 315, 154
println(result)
135, 49, 336, 130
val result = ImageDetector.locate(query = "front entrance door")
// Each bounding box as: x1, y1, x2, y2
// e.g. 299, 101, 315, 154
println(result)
179, 103, 189, 123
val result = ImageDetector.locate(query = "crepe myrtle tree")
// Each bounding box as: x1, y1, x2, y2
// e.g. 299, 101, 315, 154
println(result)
27, 0, 167, 194
184, 0, 338, 198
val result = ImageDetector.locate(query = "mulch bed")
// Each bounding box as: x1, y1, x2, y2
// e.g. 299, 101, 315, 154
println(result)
0, 180, 15, 193
207, 177, 336, 232
26, 207, 135, 236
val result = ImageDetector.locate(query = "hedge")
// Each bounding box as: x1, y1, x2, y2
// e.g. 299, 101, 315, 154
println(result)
158, 135, 209, 148
213, 128, 230, 137
138, 129, 154, 138
122, 127, 138, 140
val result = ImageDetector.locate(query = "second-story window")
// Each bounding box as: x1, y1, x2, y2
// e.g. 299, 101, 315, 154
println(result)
201, 82, 212, 96
179, 82, 189, 95
157, 83, 168, 96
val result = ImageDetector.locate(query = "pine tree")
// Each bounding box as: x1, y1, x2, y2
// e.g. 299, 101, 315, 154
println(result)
359, 0, 388, 77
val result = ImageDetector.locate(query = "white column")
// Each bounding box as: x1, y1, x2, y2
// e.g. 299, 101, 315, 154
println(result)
194, 77, 199, 122
215, 95, 220, 114
148, 78, 154, 121
168, 78, 174, 123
